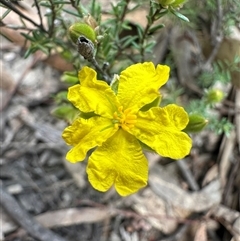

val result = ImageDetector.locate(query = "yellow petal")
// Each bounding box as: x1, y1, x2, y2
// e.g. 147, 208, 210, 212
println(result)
117, 62, 170, 110
68, 67, 119, 118
130, 104, 192, 159
87, 129, 148, 196
62, 116, 117, 163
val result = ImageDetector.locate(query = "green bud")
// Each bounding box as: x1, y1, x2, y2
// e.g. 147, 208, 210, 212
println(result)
205, 89, 224, 104
171, 0, 186, 7
158, 0, 186, 8
51, 104, 79, 123
183, 114, 208, 133
68, 23, 96, 44
61, 71, 78, 84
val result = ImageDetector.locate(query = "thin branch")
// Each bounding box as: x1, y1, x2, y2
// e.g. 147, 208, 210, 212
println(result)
204, 0, 223, 69
176, 159, 200, 191
119, 0, 131, 22
34, 0, 44, 31
0, 0, 47, 33
0, 183, 68, 241
48, 0, 56, 37
139, 4, 164, 62
0, 22, 36, 31
89, 57, 111, 83
69, 0, 84, 17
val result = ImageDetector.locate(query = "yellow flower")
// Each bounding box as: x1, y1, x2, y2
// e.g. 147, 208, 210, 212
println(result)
62, 62, 192, 196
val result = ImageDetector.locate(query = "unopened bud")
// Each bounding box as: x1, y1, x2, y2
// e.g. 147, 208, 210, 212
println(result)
158, 0, 186, 8
83, 14, 98, 30
77, 36, 95, 60
61, 71, 78, 84
205, 89, 224, 104
183, 114, 208, 133
68, 22, 96, 44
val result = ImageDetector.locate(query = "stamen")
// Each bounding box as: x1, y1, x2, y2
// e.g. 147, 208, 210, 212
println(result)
112, 106, 137, 131
126, 119, 137, 124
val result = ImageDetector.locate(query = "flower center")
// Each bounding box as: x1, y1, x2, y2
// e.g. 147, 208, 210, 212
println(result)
113, 106, 137, 131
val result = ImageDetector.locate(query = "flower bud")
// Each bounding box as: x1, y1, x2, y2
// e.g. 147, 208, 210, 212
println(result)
61, 71, 78, 84
205, 89, 224, 104
158, 0, 186, 8
68, 22, 96, 44
183, 114, 208, 133
83, 14, 98, 30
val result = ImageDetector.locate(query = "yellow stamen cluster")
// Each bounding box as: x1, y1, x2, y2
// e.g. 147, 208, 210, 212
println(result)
113, 106, 137, 131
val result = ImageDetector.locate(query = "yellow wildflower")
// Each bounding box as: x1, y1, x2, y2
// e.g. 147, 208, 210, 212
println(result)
62, 62, 192, 196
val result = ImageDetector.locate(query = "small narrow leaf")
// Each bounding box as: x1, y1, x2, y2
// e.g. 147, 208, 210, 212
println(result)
170, 9, 189, 22
24, 48, 34, 58
149, 24, 165, 34
21, 33, 35, 41
1, 9, 11, 20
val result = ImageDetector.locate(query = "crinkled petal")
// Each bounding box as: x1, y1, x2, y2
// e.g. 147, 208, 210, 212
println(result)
130, 104, 192, 159
87, 129, 148, 196
117, 62, 170, 110
68, 67, 119, 118
62, 116, 117, 163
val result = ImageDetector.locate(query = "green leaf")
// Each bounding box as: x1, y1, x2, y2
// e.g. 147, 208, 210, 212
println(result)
24, 48, 34, 58
110, 75, 119, 94
54, 91, 68, 103
121, 35, 138, 48
32, 30, 41, 40
80, 111, 98, 119
154, 10, 168, 20
146, 15, 153, 25
1, 9, 11, 20
62, 8, 80, 17
170, 8, 189, 22
183, 114, 208, 133
61, 71, 78, 84
51, 104, 80, 122
144, 40, 156, 53
21, 33, 35, 41
36, 44, 49, 55
53, 0, 70, 4
136, 24, 144, 39
39, 2, 51, 7
148, 24, 165, 34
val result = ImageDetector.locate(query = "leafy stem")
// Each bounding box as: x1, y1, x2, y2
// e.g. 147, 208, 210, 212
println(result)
140, 4, 164, 61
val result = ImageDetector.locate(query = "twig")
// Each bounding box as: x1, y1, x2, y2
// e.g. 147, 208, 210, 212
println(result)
160, 224, 189, 241
203, 0, 223, 69
0, 22, 36, 31
119, 0, 131, 22
0, 183, 68, 241
222, 156, 240, 205
0, 55, 41, 112
48, 0, 56, 37
235, 89, 240, 153
176, 159, 200, 191
140, 4, 164, 62
0, 0, 47, 33
77, 199, 201, 225
89, 57, 111, 83
69, 0, 84, 17
34, 0, 44, 32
